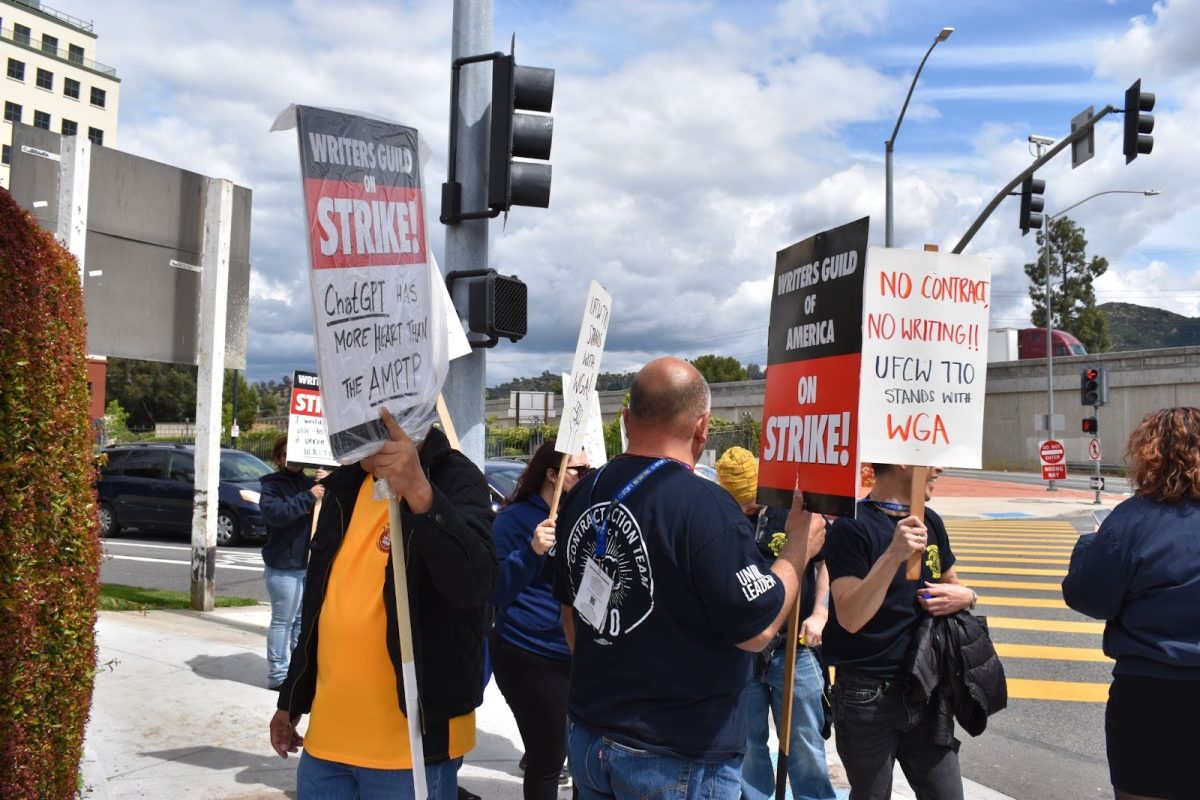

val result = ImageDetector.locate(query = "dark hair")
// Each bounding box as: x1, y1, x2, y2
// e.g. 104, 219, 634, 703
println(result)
1126, 407, 1200, 503
509, 441, 564, 506
271, 434, 288, 465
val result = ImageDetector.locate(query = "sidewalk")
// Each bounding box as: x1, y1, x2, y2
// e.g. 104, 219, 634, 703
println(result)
82, 479, 1087, 799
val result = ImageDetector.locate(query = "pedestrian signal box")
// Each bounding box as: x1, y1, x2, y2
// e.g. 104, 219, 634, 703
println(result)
1082, 416, 1098, 434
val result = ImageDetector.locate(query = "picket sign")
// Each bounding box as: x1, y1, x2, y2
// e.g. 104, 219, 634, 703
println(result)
775, 597, 804, 800
550, 281, 612, 517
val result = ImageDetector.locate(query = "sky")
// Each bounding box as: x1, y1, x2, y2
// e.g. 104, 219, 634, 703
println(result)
84, 0, 1200, 386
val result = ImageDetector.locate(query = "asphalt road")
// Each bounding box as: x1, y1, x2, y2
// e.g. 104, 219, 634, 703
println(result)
101, 531, 269, 602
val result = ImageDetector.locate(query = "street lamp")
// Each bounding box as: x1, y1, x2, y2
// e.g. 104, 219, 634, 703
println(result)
1039, 188, 1159, 491
885, 26, 953, 247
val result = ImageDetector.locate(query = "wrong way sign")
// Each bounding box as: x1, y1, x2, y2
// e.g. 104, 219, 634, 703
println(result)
1039, 439, 1067, 481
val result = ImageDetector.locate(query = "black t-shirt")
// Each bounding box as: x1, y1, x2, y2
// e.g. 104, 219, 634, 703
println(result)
753, 506, 822, 620
822, 501, 956, 679
552, 455, 785, 762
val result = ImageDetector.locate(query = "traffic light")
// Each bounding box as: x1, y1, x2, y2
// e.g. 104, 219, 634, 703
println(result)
1080, 367, 1109, 407
1082, 416, 1098, 434
1019, 176, 1045, 235
488, 54, 554, 212
1123, 79, 1155, 164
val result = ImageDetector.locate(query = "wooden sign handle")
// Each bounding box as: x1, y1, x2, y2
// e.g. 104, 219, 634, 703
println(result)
435, 394, 461, 451
548, 452, 570, 519
905, 466, 929, 580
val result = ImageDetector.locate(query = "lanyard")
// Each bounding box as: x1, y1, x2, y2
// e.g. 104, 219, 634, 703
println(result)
589, 458, 672, 557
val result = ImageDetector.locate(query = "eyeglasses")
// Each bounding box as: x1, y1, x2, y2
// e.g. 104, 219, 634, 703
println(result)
565, 465, 592, 475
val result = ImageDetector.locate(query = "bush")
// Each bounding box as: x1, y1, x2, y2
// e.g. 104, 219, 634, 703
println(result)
0, 189, 102, 797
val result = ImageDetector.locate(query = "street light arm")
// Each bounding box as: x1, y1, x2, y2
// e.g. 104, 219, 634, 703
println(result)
887, 38, 941, 150
1048, 189, 1160, 222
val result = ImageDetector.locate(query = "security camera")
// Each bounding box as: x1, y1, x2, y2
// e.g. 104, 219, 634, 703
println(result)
1028, 135, 1055, 146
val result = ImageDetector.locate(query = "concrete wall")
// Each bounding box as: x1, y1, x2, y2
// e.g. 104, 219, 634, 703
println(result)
486, 346, 1200, 471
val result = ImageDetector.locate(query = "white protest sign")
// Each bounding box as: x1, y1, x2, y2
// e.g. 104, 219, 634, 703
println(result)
858, 247, 991, 467
286, 370, 339, 468
431, 250, 471, 362
291, 106, 447, 463
561, 373, 607, 467
554, 281, 612, 456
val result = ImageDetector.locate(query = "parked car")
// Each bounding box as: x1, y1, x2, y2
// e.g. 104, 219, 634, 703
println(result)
96, 443, 273, 546
484, 458, 526, 512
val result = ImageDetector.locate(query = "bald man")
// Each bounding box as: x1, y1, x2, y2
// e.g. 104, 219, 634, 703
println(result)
552, 357, 816, 800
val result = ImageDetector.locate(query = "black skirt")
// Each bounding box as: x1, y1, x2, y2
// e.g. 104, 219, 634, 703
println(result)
1106, 672, 1200, 799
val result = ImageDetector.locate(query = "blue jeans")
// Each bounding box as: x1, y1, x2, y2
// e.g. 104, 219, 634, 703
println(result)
568, 718, 743, 800
741, 646, 835, 800
830, 670, 962, 800
296, 751, 461, 799
264, 565, 306, 687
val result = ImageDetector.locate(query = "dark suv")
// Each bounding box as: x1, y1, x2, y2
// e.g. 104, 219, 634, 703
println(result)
96, 443, 273, 546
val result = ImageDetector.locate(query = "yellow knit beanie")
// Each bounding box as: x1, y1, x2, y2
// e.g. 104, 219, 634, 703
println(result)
716, 446, 758, 507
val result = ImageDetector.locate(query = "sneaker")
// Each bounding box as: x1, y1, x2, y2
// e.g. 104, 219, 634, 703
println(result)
457, 786, 481, 800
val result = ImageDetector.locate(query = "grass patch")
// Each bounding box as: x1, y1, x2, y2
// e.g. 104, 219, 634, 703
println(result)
100, 583, 260, 611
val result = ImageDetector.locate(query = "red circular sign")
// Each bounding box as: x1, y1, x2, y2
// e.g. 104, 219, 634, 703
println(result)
1040, 440, 1065, 464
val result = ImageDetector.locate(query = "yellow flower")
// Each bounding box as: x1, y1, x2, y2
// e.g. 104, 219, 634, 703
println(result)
769, 532, 788, 556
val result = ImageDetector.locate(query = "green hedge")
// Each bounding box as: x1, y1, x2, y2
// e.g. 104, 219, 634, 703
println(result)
0, 189, 101, 797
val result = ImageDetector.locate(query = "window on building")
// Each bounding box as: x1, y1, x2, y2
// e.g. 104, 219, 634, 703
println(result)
1, 144, 10, 166
68, 44, 84, 64
7, 58, 24, 81
41, 34, 58, 55
33, 110, 50, 130
64, 77, 80, 99
4, 101, 21, 124
61, 119, 77, 137
36, 68, 52, 90
13, 24, 30, 46
87, 127, 103, 146
90, 86, 106, 108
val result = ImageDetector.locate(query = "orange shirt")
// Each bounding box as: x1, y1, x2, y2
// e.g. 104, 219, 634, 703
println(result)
304, 476, 475, 768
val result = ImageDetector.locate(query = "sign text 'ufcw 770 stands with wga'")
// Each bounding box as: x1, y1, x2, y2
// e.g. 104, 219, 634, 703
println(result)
293, 106, 446, 462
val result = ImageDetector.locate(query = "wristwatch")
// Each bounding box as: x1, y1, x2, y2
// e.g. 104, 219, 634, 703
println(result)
968, 589, 978, 611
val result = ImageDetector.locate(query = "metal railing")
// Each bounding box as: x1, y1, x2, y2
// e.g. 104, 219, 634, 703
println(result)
0, 25, 116, 77
6, 0, 93, 33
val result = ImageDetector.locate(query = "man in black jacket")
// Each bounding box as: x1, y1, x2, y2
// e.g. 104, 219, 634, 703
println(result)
269, 409, 496, 800
822, 463, 977, 800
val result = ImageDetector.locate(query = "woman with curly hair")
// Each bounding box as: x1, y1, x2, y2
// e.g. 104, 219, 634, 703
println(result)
1063, 407, 1200, 800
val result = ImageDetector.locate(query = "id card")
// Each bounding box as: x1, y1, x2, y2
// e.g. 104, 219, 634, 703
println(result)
574, 558, 614, 631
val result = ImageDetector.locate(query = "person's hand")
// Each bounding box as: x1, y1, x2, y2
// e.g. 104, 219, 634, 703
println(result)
916, 581, 976, 617
888, 515, 927, 560
531, 517, 556, 556
314, 469, 331, 482
800, 612, 827, 647
270, 709, 304, 758
360, 409, 434, 513
311, 483, 326, 501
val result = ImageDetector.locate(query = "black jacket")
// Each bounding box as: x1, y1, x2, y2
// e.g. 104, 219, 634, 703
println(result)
906, 611, 1008, 746
276, 427, 497, 761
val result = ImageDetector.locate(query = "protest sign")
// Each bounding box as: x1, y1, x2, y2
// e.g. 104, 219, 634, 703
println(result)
286, 370, 338, 469
291, 105, 447, 463
759, 218, 869, 517
562, 373, 608, 468
858, 247, 991, 468
554, 281, 612, 458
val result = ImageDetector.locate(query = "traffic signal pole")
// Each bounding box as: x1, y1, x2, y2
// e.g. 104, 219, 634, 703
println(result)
442, 0, 493, 467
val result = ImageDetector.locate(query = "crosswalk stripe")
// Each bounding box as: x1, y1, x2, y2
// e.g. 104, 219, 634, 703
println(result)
978, 595, 1068, 609
965, 579, 1063, 591
949, 535, 1080, 542
985, 616, 1104, 634
955, 565, 1065, 576
953, 546, 1075, 554
956, 555, 1070, 565
1005, 678, 1109, 703
994, 643, 1110, 663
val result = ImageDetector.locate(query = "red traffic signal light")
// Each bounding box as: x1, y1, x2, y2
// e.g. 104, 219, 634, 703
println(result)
1082, 417, 1098, 434
1085, 368, 1099, 381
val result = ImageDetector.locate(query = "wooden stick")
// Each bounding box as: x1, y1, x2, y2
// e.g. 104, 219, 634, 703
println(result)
774, 593, 804, 800
548, 452, 571, 518
435, 394, 461, 451
905, 466, 930, 580
387, 497, 428, 799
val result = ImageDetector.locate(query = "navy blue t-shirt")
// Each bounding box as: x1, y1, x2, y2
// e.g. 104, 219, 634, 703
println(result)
552, 455, 785, 762
823, 500, 956, 679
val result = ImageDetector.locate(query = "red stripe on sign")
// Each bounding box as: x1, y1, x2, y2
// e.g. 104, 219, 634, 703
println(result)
291, 388, 322, 417
759, 353, 860, 502
303, 179, 426, 268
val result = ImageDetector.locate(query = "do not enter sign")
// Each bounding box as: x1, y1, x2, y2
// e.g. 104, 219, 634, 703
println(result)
1040, 439, 1067, 480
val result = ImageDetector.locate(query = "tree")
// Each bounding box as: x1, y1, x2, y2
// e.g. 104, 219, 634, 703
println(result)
745, 363, 764, 380
105, 357, 197, 429
223, 371, 259, 434
0, 189, 101, 796
690, 354, 747, 384
1023, 216, 1112, 353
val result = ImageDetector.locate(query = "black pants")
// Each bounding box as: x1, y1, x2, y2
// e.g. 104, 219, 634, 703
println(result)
490, 631, 571, 800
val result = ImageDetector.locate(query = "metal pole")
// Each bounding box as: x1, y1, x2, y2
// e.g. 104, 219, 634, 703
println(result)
442, 0, 492, 467
1094, 413, 1102, 504
1044, 205, 1056, 491
884, 28, 952, 248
